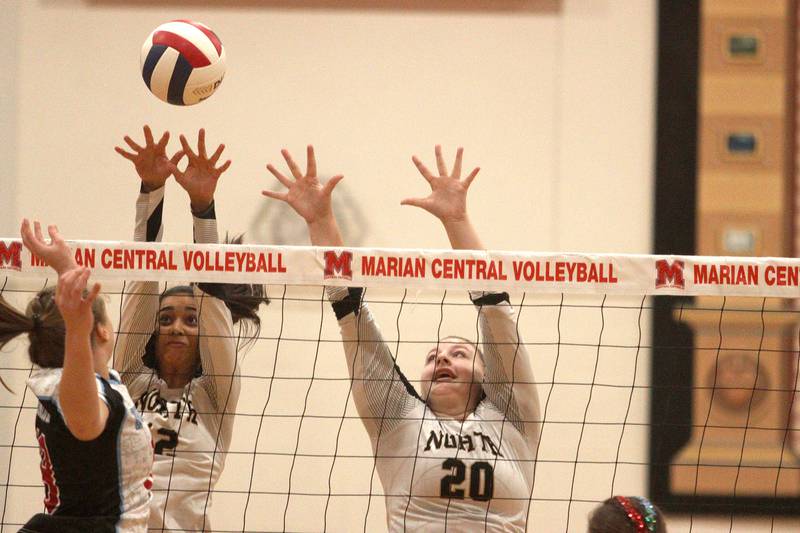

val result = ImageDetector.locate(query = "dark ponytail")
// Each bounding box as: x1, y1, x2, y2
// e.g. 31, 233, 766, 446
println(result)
198, 233, 269, 346
0, 287, 110, 384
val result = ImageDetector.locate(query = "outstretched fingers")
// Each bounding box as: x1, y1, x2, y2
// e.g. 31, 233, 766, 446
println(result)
216, 159, 231, 174
20, 219, 36, 250
33, 221, 44, 243
463, 166, 480, 187
197, 129, 208, 160
208, 143, 225, 166
260, 189, 289, 202
143, 125, 154, 147
123, 136, 143, 152
322, 174, 344, 196
47, 225, 64, 246
156, 130, 170, 150
452, 147, 464, 179
167, 150, 185, 173
85, 279, 102, 305
412, 156, 435, 183
179, 134, 198, 161
281, 149, 304, 180
434, 145, 448, 176
306, 145, 317, 178
266, 164, 293, 189
73, 269, 91, 299
400, 197, 431, 211
114, 146, 137, 161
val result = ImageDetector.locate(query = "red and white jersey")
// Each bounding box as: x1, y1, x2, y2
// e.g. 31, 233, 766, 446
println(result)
330, 288, 540, 532
26, 368, 153, 532
114, 188, 240, 532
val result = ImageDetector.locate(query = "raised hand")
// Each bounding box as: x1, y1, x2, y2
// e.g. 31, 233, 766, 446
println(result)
262, 145, 345, 246
20, 219, 77, 275
173, 128, 231, 212
115, 125, 183, 192
262, 145, 344, 225
401, 145, 480, 224
55, 267, 101, 335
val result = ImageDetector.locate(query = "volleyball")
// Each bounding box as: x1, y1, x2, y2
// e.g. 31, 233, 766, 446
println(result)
140, 20, 226, 106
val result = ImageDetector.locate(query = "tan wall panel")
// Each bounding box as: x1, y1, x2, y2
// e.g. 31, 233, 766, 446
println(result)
698, 171, 785, 213
702, 74, 785, 115
702, 17, 786, 74
698, 117, 784, 171
705, 0, 787, 18
698, 213, 785, 256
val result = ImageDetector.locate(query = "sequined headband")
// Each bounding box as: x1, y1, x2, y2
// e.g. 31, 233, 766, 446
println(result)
613, 495, 657, 533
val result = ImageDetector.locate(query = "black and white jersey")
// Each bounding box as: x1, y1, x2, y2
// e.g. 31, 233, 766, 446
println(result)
329, 288, 540, 532
114, 188, 240, 532
24, 368, 153, 533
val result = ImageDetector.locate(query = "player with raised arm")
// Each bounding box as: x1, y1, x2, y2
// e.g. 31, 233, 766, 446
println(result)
262, 145, 540, 532
4, 221, 153, 533
113, 126, 268, 532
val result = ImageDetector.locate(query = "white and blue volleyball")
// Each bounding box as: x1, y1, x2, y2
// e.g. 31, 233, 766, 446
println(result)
140, 20, 226, 106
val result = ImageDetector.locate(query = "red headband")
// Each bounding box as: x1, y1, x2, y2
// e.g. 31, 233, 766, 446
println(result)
614, 496, 647, 533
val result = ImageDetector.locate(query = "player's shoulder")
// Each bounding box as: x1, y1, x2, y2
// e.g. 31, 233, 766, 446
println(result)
27, 367, 63, 399
475, 398, 505, 419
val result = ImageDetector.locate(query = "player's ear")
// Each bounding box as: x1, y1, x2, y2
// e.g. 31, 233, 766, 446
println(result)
94, 321, 112, 343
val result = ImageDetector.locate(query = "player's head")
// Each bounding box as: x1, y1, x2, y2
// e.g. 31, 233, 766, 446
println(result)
420, 335, 485, 417
151, 285, 201, 378
588, 496, 667, 533
143, 280, 269, 380
0, 287, 112, 373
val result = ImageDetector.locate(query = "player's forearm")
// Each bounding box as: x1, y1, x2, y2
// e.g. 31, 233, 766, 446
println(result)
61, 332, 107, 440
308, 214, 344, 247
477, 300, 541, 439
192, 201, 219, 244
134, 186, 165, 242
441, 216, 484, 251
114, 280, 158, 379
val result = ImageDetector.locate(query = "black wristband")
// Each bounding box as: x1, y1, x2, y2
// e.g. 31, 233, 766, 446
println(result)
471, 292, 510, 306
191, 200, 216, 220
331, 287, 364, 319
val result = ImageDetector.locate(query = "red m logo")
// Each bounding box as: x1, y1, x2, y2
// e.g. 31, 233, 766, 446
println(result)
655, 259, 685, 289
0, 241, 22, 271
324, 250, 353, 280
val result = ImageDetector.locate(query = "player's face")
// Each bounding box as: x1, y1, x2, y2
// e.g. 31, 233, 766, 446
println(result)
155, 295, 200, 372
420, 338, 484, 412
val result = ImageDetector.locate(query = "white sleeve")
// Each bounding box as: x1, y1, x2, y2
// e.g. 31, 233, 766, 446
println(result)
328, 287, 420, 441
113, 188, 164, 397
472, 291, 541, 452
191, 203, 241, 418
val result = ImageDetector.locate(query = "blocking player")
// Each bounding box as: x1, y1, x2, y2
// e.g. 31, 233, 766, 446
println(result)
262, 145, 540, 532
114, 126, 268, 532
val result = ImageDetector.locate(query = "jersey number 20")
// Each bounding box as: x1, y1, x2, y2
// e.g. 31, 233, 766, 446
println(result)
440, 458, 494, 501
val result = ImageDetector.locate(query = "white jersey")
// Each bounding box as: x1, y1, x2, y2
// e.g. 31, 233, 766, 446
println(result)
114, 188, 240, 532
330, 288, 540, 532
26, 368, 153, 532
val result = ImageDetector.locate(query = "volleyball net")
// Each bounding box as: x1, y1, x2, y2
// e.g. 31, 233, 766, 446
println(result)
0, 238, 799, 532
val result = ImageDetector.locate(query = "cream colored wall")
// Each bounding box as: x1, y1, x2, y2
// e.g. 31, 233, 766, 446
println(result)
1, 1, 786, 532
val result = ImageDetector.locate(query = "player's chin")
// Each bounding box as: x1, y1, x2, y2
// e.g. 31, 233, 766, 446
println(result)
158, 345, 194, 363
430, 380, 462, 393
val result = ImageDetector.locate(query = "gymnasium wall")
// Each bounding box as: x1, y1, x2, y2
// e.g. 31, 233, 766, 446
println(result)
0, 1, 717, 532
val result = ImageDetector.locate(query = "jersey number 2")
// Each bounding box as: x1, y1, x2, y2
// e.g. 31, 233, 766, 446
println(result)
440, 459, 494, 502
154, 428, 179, 455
